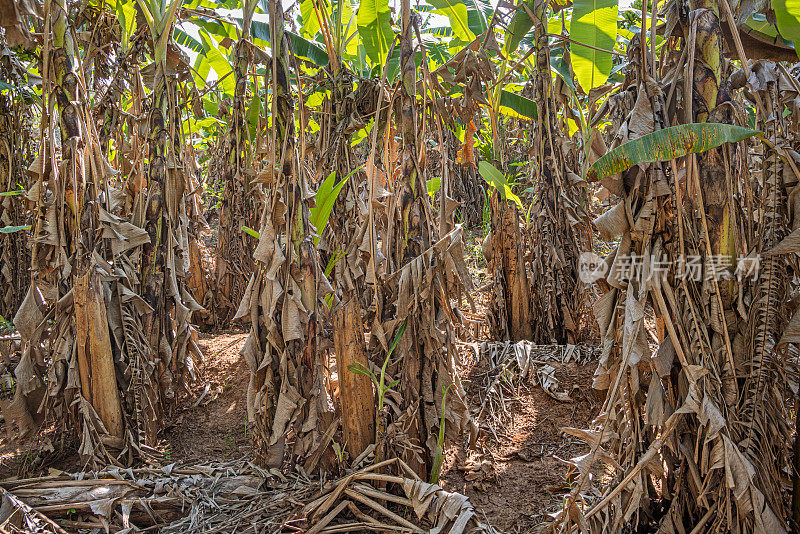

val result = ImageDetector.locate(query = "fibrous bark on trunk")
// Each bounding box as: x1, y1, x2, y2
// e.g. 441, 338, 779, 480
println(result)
334, 298, 375, 460
487, 193, 532, 342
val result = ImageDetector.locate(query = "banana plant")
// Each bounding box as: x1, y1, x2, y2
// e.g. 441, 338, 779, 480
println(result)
213, 0, 261, 324
136, 0, 203, 434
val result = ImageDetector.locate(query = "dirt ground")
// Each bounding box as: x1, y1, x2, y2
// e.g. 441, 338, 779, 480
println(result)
161, 296, 598, 532
163, 330, 252, 463
440, 351, 598, 532
152, 330, 598, 532
0, 229, 601, 532
0, 328, 598, 532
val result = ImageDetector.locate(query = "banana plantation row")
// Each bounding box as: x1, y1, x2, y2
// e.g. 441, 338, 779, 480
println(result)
1, 0, 800, 530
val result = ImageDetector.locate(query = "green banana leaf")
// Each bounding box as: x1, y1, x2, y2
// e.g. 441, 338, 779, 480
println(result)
772, 0, 800, 57
505, 0, 572, 53
586, 123, 761, 181
357, 0, 394, 65
505, 0, 535, 54
300, 0, 330, 38
427, 175, 442, 198
571, 0, 618, 92
743, 14, 794, 47
193, 52, 212, 90
241, 226, 260, 239
0, 225, 30, 234
192, 16, 239, 41
552, 57, 575, 89
310, 165, 364, 244
174, 27, 204, 53
247, 94, 261, 139
428, 0, 475, 42
184, 0, 239, 8
465, 0, 492, 35
249, 20, 330, 66
289, 32, 331, 66
498, 90, 537, 120
115, 0, 137, 51
198, 29, 235, 97
420, 34, 450, 66
478, 161, 523, 209
0, 189, 24, 196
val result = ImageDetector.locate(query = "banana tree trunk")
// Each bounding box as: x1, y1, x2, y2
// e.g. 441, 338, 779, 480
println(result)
214, 0, 258, 324
526, 0, 589, 344
241, 0, 333, 470
487, 193, 532, 341
376, 0, 475, 482
142, 61, 174, 406
334, 298, 375, 460
0, 66, 30, 320
396, 0, 427, 479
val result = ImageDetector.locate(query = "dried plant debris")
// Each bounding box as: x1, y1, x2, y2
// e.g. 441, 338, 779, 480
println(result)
301, 458, 501, 534
477, 341, 600, 414
0, 460, 298, 533
0, 459, 503, 533
0, 486, 68, 533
